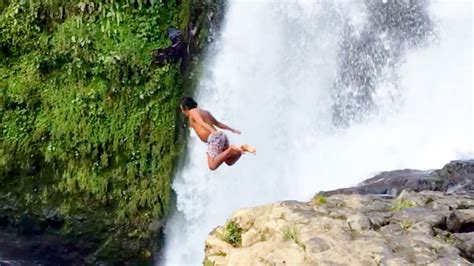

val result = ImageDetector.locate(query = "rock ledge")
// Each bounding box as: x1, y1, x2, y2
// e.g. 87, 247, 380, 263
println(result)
204, 161, 474, 265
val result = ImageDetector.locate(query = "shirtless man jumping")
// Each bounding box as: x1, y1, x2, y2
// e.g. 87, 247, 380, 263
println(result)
180, 96, 256, 171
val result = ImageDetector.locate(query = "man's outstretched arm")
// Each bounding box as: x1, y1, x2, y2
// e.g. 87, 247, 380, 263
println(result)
211, 115, 241, 134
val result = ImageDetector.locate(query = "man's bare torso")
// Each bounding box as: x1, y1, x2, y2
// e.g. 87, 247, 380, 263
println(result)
188, 108, 217, 142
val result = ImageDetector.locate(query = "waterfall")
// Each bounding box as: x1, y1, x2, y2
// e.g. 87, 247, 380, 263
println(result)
162, 1, 473, 264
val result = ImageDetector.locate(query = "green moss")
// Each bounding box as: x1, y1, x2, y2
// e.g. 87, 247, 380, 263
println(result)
435, 231, 456, 244
399, 220, 413, 231
0, 0, 216, 262
179, 0, 191, 31
203, 258, 215, 266
222, 221, 242, 247
312, 194, 327, 205
390, 198, 417, 212
281, 224, 299, 242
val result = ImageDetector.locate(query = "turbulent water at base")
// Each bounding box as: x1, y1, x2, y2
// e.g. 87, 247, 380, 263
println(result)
162, 0, 472, 264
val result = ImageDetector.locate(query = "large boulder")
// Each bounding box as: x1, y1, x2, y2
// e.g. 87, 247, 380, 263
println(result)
322, 160, 474, 197
204, 190, 474, 265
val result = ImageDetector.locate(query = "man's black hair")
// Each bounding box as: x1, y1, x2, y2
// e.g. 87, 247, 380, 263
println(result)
180, 96, 197, 110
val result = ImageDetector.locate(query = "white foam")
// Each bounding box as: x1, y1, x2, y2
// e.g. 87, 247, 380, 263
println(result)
162, 1, 473, 265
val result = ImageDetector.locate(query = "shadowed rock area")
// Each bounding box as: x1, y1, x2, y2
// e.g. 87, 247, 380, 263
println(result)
204, 160, 474, 265
322, 160, 474, 197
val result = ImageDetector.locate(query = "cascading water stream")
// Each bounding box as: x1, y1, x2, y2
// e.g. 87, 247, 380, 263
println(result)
162, 1, 472, 264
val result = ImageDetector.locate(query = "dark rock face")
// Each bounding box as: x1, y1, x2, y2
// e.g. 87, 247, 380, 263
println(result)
151, 0, 226, 73
447, 210, 474, 233
322, 160, 474, 197
432, 160, 474, 193
0, 231, 87, 265
0, 210, 90, 265
0, 214, 9, 228
152, 28, 188, 71
17, 213, 46, 236
454, 232, 474, 262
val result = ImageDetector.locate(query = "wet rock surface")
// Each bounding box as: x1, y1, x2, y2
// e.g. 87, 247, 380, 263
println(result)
204, 160, 474, 265
322, 160, 474, 197
0, 231, 87, 265
205, 191, 474, 265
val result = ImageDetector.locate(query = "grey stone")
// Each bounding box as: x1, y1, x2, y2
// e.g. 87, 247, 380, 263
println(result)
305, 237, 331, 253
205, 161, 474, 265
322, 160, 474, 197
453, 232, 474, 262
347, 213, 372, 231
393, 207, 445, 227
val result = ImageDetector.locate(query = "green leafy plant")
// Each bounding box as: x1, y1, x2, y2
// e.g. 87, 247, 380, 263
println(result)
435, 231, 456, 244
312, 194, 327, 205
399, 220, 413, 231
282, 224, 299, 242
445, 232, 456, 244
203, 258, 215, 266
222, 221, 242, 247
390, 198, 417, 212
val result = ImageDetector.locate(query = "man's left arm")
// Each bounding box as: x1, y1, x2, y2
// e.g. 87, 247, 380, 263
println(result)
211, 114, 241, 134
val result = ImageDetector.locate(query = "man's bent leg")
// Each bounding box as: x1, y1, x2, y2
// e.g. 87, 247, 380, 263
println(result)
225, 149, 242, 166
207, 147, 234, 170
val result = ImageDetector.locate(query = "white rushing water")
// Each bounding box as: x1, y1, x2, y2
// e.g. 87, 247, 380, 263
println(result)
162, 0, 472, 264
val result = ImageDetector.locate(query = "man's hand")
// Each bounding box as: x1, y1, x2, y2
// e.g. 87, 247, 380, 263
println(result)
210, 114, 241, 134
231, 129, 241, 134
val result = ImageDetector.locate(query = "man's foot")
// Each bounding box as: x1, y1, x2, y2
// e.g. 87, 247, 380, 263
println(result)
240, 144, 256, 155
229, 145, 243, 153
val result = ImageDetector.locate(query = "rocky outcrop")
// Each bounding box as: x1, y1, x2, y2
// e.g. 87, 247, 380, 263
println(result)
204, 161, 474, 265
152, 0, 225, 72
205, 190, 474, 265
322, 160, 474, 196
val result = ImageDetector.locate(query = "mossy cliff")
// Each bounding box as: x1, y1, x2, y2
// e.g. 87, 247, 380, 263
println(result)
0, 0, 223, 263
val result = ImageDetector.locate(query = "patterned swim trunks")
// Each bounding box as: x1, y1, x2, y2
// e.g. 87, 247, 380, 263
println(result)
207, 131, 229, 158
